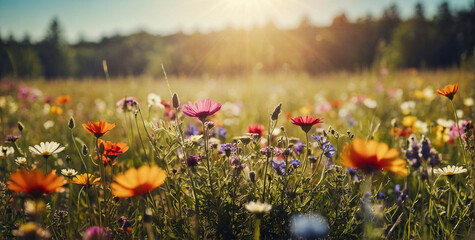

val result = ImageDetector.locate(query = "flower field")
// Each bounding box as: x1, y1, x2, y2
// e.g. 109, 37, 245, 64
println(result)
0, 69, 474, 239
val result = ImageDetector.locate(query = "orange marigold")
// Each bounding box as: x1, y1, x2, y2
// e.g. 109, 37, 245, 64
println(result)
437, 83, 459, 100
82, 120, 115, 138
340, 138, 409, 176
7, 169, 67, 198
111, 165, 167, 198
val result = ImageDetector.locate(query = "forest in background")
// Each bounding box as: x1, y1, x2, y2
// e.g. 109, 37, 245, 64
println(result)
0, 2, 473, 79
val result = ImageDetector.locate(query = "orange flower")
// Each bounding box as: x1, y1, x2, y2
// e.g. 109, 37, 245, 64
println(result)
111, 165, 167, 198
340, 138, 409, 176
82, 121, 115, 138
437, 83, 459, 100
7, 169, 67, 198
71, 173, 101, 187
55, 95, 72, 105
50, 105, 63, 115
98, 139, 129, 159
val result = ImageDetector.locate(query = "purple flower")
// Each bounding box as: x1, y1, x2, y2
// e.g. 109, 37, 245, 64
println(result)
290, 158, 302, 169
186, 124, 199, 136
274, 148, 283, 156
272, 159, 286, 176
217, 127, 227, 139
420, 137, 431, 159
376, 192, 385, 200
315, 135, 336, 159
186, 155, 200, 167
260, 147, 272, 157
84, 226, 112, 240
116, 97, 139, 112
5, 135, 21, 143
294, 142, 304, 155
220, 143, 236, 156
394, 184, 401, 192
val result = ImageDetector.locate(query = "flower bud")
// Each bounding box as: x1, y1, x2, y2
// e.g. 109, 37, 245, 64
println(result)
68, 116, 75, 129
172, 93, 180, 108
82, 145, 88, 156
65, 155, 71, 163
249, 171, 256, 182
271, 103, 282, 121
18, 121, 24, 132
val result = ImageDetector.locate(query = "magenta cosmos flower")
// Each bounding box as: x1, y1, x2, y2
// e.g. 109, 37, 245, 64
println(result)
182, 99, 222, 122
291, 116, 324, 133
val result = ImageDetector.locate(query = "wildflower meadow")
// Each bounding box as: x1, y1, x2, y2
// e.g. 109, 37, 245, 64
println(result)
0, 69, 473, 239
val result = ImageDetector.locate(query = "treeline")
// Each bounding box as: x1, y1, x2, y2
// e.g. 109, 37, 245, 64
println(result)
0, 2, 473, 79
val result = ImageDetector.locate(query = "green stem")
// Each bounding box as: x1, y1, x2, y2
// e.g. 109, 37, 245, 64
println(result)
253, 217, 261, 240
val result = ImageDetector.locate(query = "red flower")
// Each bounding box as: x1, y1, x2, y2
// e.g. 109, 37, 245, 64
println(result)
290, 116, 324, 133
182, 99, 222, 122
247, 124, 265, 137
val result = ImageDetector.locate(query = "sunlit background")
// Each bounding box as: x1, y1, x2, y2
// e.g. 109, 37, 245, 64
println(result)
1, 0, 472, 42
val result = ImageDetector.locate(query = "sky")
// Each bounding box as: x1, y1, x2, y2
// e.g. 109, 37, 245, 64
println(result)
0, 0, 472, 43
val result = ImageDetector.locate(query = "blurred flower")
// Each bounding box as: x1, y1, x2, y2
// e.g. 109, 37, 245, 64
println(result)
13, 222, 51, 240
434, 165, 467, 177
340, 138, 408, 176
463, 98, 474, 107
118, 216, 134, 232
186, 124, 199, 136
290, 159, 302, 169
290, 213, 329, 239
5, 134, 21, 143
29, 141, 65, 158
186, 155, 200, 167
414, 87, 435, 101
182, 99, 222, 122
376, 192, 386, 200
299, 105, 313, 116
363, 98, 378, 108
291, 116, 324, 133
449, 120, 468, 141
83, 226, 112, 240
244, 201, 272, 214
434, 125, 450, 146
71, 173, 101, 187
147, 93, 164, 109
15, 157, 27, 166
50, 105, 63, 115
437, 118, 455, 128
294, 141, 304, 155
116, 97, 139, 112
247, 124, 265, 138
437, 83, 459, 100
61, 168, 78, 178
55, 95, 72, 105
0, 146, 14, 157
43, 120, 55, 129
400, 101, 415, 115
82, 120, 116, 138
271, 159, 286, 176
188, 135, 203, 143
7, 169, 66, 198
220, 143, 236, 156
402, 116, 417, 128
111, 165, 167, 198
413, 120, 428, 133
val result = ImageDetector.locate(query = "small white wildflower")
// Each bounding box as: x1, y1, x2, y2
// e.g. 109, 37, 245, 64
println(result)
61, 168, 78, 177
434, 165, 467, 177
147, 93, 164, 109
15, 157, 27, 166
245, 201, 272, 214
189, 135, 203, 143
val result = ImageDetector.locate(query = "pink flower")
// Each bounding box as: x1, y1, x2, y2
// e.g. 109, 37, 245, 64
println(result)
290, 116, 324, 133
182, 99, 222, 122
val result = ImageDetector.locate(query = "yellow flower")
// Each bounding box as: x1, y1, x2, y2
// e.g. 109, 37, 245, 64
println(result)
50, 106, 63, 115
71, 173, 101, 187
402, 116, 418, 128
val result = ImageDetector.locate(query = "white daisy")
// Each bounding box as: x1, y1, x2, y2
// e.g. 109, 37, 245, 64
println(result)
0, 146, 14, 157
434, 165, 467, 177
29, 141, 65, 157
15, 157, 27, 166
61, 168, 78, 177
245, 201, 272, 214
